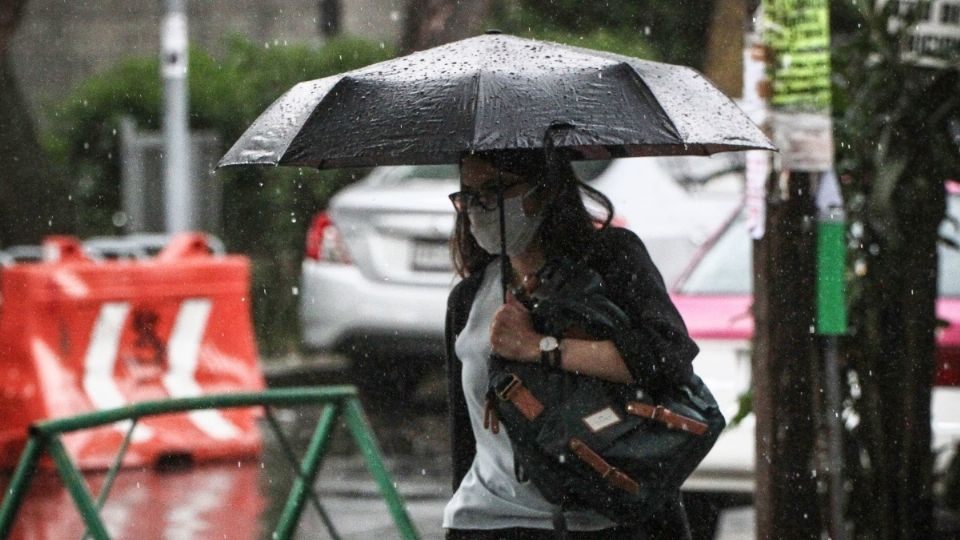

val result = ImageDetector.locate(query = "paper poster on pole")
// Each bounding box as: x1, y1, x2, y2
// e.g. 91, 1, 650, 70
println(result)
763, 0, 834, 172
745, 150, 771, 239
772, 112, 835, 171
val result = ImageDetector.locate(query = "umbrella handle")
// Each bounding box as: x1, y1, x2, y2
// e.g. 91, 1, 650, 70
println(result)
498, 174, 510, 303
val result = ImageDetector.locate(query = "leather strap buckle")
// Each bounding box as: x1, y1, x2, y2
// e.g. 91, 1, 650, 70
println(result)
652, 405, 665, 421
569, 437, 640, 495
495, 374, 543, 420
626, 401, 708, 435
496, 374, 521, 401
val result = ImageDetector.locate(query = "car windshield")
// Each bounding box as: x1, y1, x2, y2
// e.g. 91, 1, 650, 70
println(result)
679, 194, 960, 298
374, 165, 460, 184
677, 213, 752, 295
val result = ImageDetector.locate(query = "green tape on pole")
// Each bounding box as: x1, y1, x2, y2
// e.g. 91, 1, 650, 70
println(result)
817, 220, 847, 334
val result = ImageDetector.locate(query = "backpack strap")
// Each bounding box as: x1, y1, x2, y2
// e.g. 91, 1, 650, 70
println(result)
625, 402, 708, 435
494, 373, 544, 420
482, 392, 500, 434
569, 437, 640, 495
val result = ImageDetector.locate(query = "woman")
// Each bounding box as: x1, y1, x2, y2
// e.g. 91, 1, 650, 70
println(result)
442, 150, 699, 540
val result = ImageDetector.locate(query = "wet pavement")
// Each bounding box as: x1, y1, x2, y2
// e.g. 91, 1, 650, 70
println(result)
0, 356, 452, 539
0, 356, 754, 539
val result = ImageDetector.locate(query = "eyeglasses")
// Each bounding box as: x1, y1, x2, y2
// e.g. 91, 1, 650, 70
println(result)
449, 180, 535, 212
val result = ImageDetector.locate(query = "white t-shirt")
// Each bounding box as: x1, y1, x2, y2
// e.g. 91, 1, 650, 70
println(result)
442, 261, 614, 531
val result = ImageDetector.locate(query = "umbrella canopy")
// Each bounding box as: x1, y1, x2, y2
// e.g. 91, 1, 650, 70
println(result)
219, 33, 773, 170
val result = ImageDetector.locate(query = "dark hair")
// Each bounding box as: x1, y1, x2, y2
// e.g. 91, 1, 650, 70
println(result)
451, 150, 614, 277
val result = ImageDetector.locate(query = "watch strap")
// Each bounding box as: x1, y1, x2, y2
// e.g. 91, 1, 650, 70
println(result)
549, 347, 562, 369
541, 345, 561, 369
539, 349, 552, 367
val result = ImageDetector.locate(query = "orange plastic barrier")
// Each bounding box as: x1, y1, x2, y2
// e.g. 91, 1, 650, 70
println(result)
0, 234, 265, 470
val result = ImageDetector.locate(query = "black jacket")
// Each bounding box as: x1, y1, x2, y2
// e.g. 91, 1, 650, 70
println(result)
444, 227, 699, 492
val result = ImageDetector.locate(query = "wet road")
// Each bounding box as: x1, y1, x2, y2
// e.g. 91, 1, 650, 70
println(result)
0, 358, 452, 539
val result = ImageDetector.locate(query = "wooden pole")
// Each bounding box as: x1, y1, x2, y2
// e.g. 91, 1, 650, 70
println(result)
753, 171, 821, 538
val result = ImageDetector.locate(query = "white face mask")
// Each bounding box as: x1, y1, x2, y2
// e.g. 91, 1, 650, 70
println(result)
467, 188, 544, 257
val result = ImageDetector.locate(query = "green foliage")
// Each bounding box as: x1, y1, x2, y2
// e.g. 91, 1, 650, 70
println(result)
729, 387, 754, 428
832, 1, 959, 535
45, 35, 395, 355
489, 0, 715, 67
833, 0, 958, 308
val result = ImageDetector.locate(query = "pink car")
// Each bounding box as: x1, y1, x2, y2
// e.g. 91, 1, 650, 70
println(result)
671, 182, 960, 528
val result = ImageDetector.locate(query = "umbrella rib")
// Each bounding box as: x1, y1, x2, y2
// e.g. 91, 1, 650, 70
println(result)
277, 74, 350, 168
467, 57, 486, 157
618, 63, 686, 147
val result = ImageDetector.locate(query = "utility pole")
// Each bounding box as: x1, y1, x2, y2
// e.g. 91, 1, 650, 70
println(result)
751, 0, 836, 537
161, 0, 192, 233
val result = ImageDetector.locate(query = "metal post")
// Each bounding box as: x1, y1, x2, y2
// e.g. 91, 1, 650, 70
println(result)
824, 335, 845, 539
0, 437, 44, 538
47, 438, 110, 539
161, 0, 192, 233
343, 397, 420, 540
273, 404, 340, 539
119, 117, 145, 232
816, 170, 848, 539
264, 408, 341, 539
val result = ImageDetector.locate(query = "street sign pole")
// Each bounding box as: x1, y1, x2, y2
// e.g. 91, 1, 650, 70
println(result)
816, 170, 848, 540
161, 0, 192, 233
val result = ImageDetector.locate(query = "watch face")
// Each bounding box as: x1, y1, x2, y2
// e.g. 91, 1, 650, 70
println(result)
539, 336, 559, 351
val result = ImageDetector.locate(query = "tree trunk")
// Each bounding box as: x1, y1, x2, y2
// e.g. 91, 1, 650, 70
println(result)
753, 171, 822, 539
400, 0, 493, 54
0, 0, 66, 246
319, 0, 341, 37
703, 0, 746, 97
0, 53, 63, 246
849, 167, 940, 539
840, 62, 957, 539
0, 0, 28, 53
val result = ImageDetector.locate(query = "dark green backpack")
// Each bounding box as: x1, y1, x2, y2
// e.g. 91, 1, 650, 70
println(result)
486, 257, 725, 526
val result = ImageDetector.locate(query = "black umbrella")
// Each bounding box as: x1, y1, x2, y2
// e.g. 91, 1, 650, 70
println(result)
218, 32, 773, 170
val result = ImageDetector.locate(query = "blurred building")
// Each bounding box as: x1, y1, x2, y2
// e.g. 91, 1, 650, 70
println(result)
10, 0, 405, 120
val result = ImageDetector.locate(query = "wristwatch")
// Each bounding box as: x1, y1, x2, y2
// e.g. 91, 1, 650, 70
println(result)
539, 336, 561, 369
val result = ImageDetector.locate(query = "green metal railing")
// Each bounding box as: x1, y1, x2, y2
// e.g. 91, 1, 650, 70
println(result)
0, 386, 420, 539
